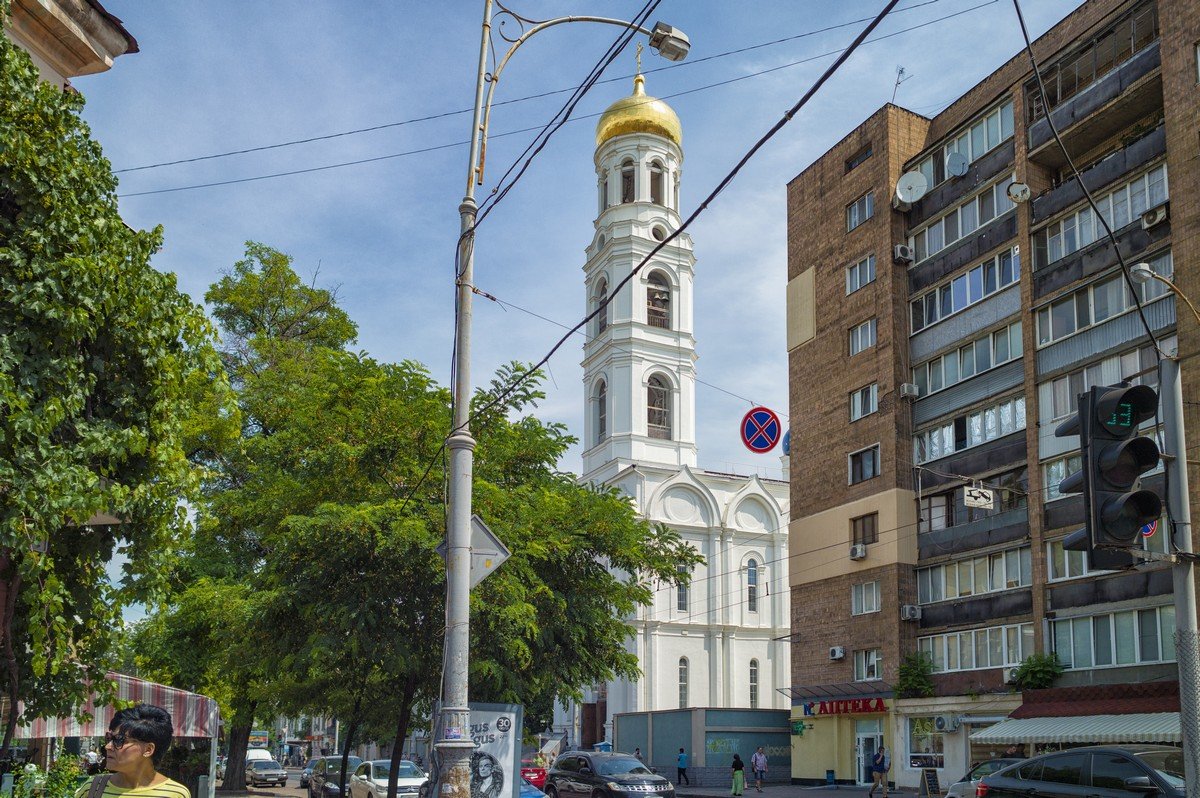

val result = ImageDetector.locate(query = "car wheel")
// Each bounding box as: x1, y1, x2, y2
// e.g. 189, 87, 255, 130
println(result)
546, 788, 558, 798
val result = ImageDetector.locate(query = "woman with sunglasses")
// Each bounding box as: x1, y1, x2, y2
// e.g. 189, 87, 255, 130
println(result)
78, 705, 190, 798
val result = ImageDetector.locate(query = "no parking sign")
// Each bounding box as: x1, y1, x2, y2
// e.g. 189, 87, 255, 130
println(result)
741, 406, 782, 453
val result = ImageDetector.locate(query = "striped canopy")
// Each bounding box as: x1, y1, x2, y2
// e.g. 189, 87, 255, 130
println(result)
15, 673, 220, 739
969, 712, 1181, 744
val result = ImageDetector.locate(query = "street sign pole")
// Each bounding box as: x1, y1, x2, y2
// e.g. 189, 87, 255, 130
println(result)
1161, 355, 1200, 796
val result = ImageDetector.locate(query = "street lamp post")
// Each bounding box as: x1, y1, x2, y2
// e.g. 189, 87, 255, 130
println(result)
436, 5, 689, 797
1130, 262, 1200, 796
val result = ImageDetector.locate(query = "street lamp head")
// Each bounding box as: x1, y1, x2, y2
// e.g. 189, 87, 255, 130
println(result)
649, 21, 690, 62
1129, 262, 1154, 285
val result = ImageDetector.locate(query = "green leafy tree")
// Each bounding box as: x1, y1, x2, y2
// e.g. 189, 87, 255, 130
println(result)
0, 10, 221, 754
1011, 652, 1064, 690
895, 652, 935, 698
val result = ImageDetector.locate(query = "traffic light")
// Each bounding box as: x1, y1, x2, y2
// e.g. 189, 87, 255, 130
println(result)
1055, 384, 1162, 569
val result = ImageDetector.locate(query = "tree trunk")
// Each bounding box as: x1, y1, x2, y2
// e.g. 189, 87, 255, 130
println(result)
220, 701, 257, 792
386, 676, 417, 798
338, 692, 363, 798
0, 550, 22, 761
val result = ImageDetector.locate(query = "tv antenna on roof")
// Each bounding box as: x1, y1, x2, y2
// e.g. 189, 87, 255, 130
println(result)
892, 65, 913, 104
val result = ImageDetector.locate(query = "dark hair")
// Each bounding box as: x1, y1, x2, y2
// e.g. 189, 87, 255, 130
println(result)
111, 704, 173, 765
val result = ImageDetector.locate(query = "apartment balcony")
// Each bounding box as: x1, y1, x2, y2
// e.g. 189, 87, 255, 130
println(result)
912, 360, 1024, 427
1032, 214, 1171, 301
917, 506, 1028, 560
906, 140, 1015, 228
1048, 566, 1172, 613
909, 211, 1017, 294
910, 285, 1021, 365
918, 587, 1033, 629
1027, 41, 1162, 169
1035, 293, 1174, 375
1031, 124, 1166, 223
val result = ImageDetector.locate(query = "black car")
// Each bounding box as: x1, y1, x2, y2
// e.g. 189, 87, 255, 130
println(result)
310, 755, 365, 798
977, 745, 1185, 797
544, 752, 674, 798
301, 758, 320, 789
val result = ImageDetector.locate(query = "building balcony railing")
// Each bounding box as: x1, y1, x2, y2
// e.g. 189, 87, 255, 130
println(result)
917, 506, 1028, 560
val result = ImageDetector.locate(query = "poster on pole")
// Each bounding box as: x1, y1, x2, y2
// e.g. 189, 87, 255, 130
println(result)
468, 703, 523, 798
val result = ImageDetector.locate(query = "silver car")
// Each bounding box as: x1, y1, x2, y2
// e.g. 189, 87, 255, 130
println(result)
349, 759, 427, 798
944, 758, 1022, 798
246, 759, 289, 787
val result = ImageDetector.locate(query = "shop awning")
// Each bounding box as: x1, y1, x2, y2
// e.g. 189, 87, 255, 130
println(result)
15, 672, 220, 739
970, 712, 1180, 744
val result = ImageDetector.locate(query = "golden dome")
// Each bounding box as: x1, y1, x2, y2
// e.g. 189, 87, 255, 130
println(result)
595, 74, 682, 149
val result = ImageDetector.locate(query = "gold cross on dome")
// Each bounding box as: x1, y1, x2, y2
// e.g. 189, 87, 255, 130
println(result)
636, 42, 643, 73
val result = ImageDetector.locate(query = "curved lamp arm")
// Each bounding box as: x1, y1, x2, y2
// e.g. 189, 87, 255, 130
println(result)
1141, 271, 1200, 328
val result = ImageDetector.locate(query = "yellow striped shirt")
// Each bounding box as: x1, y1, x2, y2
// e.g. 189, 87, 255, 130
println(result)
76, 776, 191, 798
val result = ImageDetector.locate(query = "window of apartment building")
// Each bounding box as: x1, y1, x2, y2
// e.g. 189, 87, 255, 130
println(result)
918, 622, 1034, 673
647, 270, 672, 329
853, 649, 882, 681
849, 445, 880, 485
1044, 453, 1083, 502
846, 192, 874, 231
917, 468, 1028, 535
916, 546, 1032, 603
746, 559, 759, 613
676, 564, 689, 612
647, 375, 672, 439
849, 318, 877, 356
1025, 2, 1158, 124
1033, 166, 1168, 270
1047, 523, 1168, 581
678, 657, 689, 707
910, 175, 1015, 264
850, 383, 878, 422
912, 321, 1022, 397
845, 144, 873, 173
851, 581, 880, 615
1040, 337, 1173, 426
910, 247, 1020, 334
1036, 251, 1172, 346
749, 659, 760, 709
908, 718, 946, 770
1052, 605, 1175, 669
914, 100, 1015, 188
846, 254, 876, 294
913, 395, 1025, 465
852, 513, 879, 545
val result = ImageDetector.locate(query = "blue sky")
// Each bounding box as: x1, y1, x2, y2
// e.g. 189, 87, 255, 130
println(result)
76, 0, 1073, 482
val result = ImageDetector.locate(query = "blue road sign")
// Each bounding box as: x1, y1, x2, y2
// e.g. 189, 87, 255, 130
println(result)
782, 429, 791, 456
741, 407, 782, 453
1141, 519, 1159, 538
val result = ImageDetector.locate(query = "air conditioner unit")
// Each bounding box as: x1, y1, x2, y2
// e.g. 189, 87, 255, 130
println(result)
899, 382, 920, 399
893, 244, 915, 264
900, 604, 922, 621
829, 646, 845, 661
849, 544, 867, 561
934, 714, 960, 733
1141, 203, 1169, 230
891, 195, 912, 212
1005, 666, 1021, 685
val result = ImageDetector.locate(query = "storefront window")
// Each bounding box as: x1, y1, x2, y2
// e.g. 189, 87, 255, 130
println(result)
908, 718, 945, 769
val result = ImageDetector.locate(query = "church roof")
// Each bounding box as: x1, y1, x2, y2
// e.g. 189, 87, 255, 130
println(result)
595, 73, 681, 148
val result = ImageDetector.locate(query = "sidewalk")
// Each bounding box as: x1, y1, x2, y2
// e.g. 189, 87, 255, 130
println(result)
675, 785, 915, 798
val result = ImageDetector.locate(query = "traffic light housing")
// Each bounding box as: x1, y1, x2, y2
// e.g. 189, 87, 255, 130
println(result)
1055, 384, 1162, 569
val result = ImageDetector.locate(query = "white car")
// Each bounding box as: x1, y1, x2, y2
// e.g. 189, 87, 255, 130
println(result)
349, 760, 427, 798
943, 757, 1023, 798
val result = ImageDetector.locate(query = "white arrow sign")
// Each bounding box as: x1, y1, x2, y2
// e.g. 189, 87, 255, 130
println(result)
964, 486, 995, 509
436, 514, 511, 588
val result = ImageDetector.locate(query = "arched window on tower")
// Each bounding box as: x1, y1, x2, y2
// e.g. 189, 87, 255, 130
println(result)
599, 177, 608, 212
747, 559, 759, 613
594, 277, 609, 334
678, 657, 689, 708
650, 160, 665, 205
749, 659, 760, 709
621, 159, 635, 203
674, 176, 680, 210
647, 375, 671, 440
594, 380, 607, 444
647, 272, 670, 329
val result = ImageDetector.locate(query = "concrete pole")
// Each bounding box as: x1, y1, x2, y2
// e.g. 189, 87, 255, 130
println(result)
436, 2, 493, 797
1160, 354, 1200, 796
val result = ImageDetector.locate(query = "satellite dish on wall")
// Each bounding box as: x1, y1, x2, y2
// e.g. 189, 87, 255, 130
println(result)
895, 171, 929, 205
1007, 182, 1032, 203
946, 152, 969, 178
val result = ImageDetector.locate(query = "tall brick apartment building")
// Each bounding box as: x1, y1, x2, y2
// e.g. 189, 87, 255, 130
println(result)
784, 0, 1199, 788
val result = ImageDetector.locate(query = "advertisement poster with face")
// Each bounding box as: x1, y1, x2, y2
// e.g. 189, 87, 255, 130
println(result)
469, 703, 523, 798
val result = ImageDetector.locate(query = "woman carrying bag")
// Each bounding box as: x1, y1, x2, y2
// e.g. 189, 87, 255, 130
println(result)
730, 754, 745, 797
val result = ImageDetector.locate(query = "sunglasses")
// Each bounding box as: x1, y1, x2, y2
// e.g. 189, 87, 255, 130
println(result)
104, 732, 141, 750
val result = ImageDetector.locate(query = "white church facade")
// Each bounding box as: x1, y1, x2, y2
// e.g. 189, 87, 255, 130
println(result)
553, 72, 790, 747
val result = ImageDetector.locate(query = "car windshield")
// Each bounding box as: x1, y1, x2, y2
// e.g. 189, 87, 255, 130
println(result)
370, 761, 423, 778
1136, 751, 1185, 788
597, 758, 652, 776
252, 762, 278, 770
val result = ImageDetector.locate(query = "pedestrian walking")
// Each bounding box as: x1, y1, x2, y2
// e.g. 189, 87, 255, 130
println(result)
634, 748, 643, 762
867, 745, 890, 798
749, 747, 767, 792
77, 704, 191, 798
730, 754, 745, 797
676, 748, 690, 786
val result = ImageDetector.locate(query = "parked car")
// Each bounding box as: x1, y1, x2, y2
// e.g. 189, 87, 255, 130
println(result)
246, 759, 289, 787
520, 777, 546, 798
544, 751, 674, 798
942, 758, 1022, 798
521, 758, 547, 790
247, 748, 274, 762
977, 745, 1185, 797
310, 756, 365, 798
348, 759, 427, 798
301, 758, 320, 789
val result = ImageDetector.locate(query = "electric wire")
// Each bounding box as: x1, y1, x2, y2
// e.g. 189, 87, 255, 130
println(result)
114, 0, 999, 198
112, 0, 953, 175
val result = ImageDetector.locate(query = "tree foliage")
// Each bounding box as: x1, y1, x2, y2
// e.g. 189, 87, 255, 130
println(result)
0, 9, 221, 753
